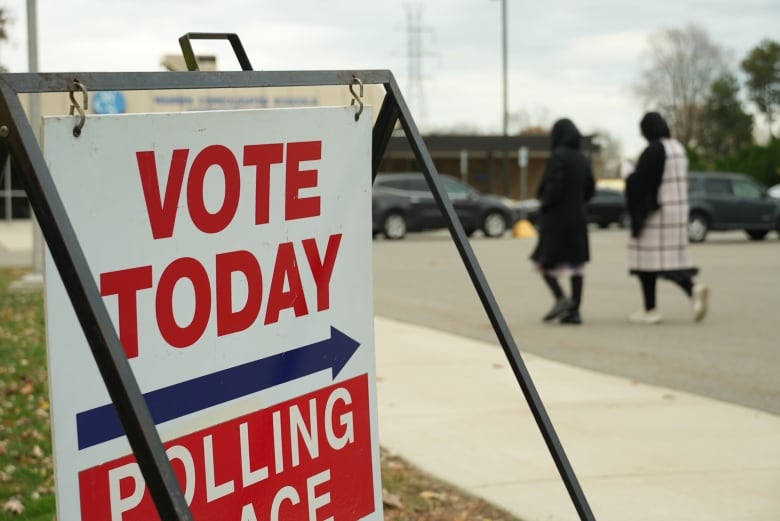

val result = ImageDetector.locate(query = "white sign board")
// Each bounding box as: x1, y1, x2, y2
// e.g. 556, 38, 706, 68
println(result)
518, 146, 528, 168
43, 106, 381, 520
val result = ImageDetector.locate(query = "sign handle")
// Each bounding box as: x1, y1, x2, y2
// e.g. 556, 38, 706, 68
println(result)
178, 32, 254, 71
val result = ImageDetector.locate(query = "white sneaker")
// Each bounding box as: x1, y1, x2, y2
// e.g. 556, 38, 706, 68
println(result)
692, 283, 709, 322
629, 310, 662, 324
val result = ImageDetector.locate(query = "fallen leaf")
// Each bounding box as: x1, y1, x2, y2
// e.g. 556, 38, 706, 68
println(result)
3, 498, 24, 515
419, 490, 448, 501
382, 488, 404, 510
388, 460, 405, 471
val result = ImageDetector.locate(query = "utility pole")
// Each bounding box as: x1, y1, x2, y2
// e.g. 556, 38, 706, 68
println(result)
492, 0, 510, 196
13, 0, 44, 291
28, 0, 44, 277
500, 0, 508, 139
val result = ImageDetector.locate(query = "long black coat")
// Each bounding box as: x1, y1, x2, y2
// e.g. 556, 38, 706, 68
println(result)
530, 119, 595, 269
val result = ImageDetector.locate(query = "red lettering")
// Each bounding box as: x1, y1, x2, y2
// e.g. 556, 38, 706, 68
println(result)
99, 235, 341, 353
216, 250, 263, 337
156, 258, 212, 348
187, 145, 241, 234
302, 234, 342, 312
138, 141, 325, 237
285, 141, 321, 221
137, 149, 189, 239
243, 143, 284, 225
78, 376, 375, 521
100, 266, 154, 359
264, 242, 308, 325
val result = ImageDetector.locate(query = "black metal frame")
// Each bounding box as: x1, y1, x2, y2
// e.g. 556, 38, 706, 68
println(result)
0, 54, 595, 521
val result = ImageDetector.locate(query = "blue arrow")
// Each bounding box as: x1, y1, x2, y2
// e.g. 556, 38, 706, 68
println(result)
76, 326, 360, 450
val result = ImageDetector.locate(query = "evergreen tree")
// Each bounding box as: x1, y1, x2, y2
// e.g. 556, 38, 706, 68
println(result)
697, 73, 753, 165
740, 39, 780, 138
714, 137, 780, 188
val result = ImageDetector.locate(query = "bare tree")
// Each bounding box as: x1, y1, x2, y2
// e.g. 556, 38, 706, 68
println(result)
0, 8, 8, 72
589, 129, 623, 178
427, 122, 485, 135
634, 23, 729, 147
508, 106, 551, 135
0, 8, 7, 40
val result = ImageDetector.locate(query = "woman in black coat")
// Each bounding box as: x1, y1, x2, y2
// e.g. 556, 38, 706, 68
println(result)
530, 118, 595, 324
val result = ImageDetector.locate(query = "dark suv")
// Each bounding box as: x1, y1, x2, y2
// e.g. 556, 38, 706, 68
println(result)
372, 172, 523, 239
586, 188, 629, 228
688, 171, 780, 242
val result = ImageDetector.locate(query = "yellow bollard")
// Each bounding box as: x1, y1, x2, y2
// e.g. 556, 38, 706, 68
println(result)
512, 219, 537, 238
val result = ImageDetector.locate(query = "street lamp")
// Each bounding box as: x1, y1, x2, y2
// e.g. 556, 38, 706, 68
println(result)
499, 0, 507, 138
491, 0, 509, 195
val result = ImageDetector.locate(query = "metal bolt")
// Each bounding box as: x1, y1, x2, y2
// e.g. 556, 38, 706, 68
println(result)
0, 125, 8, 138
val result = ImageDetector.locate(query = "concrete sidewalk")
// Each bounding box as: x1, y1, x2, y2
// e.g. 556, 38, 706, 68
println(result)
375, 316, 780, 521
3, 220, 779, 520
0, 220, 35, 267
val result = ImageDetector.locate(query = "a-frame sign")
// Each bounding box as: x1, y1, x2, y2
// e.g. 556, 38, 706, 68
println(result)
0, 33, 596, 521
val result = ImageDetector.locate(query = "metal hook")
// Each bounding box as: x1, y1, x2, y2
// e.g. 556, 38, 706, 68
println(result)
68, 80, 88, 137
349, 75, 364, 121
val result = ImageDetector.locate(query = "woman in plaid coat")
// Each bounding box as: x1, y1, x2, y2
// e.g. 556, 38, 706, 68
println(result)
625, 112, 709, 324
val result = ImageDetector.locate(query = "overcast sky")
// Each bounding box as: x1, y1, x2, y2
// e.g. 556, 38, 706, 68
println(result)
1, 0, 778, 158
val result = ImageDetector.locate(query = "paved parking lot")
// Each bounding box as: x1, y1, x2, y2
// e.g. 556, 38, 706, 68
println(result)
372, 227, 780, 415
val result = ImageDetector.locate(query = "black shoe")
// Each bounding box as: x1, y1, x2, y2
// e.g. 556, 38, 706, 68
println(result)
560, 309, 582, 325
543, 298, 574, 321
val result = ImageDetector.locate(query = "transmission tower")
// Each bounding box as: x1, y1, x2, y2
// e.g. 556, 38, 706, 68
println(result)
405, 4, 429, 126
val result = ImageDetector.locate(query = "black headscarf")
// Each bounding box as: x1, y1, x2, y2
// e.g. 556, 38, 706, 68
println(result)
550, 118, 581, 150
640, 111, 671, 141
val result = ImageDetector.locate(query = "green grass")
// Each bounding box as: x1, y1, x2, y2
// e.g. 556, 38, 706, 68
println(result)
0, 269, 55, 520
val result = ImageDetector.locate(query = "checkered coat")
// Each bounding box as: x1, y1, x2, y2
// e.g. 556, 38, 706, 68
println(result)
627, 138, 694, 272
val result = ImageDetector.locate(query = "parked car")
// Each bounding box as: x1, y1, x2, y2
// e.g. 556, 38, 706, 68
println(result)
372, 172, 524, 239
769, 183, 780, 199
586, 188, 629, 228
687, 171, 780, 242
514, 198, 540, 226
516, 188, 628, 229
